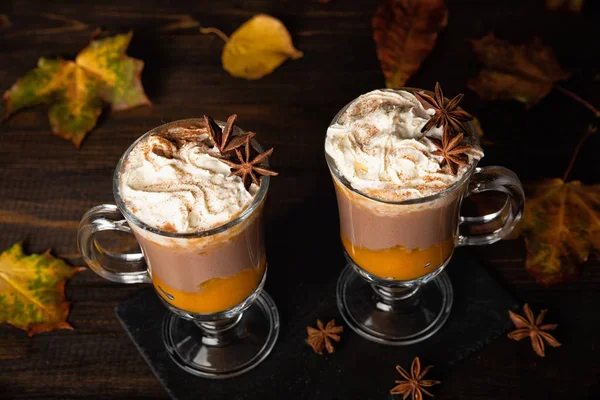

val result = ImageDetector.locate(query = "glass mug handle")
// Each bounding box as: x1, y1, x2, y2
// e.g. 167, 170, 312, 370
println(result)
77, 204, 151, 284
457, 166, 525, 247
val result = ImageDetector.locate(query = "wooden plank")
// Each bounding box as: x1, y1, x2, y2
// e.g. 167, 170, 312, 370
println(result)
0, 0, 599, 398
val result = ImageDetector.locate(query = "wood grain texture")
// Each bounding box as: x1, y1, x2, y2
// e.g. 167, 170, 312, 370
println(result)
1, 0, 599, 399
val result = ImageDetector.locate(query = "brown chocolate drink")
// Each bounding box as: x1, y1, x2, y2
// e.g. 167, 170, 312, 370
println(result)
117, 118, 272, 314
325, 89, 483, 280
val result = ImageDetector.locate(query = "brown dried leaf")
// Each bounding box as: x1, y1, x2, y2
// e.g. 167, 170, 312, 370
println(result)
373, 0, 448, 88
517, 179, 600, 285
468, 33, 571, 108
546, 0, 585, 12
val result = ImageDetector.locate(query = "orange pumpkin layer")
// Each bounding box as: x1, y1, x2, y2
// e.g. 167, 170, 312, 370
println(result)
342, 235, 454, 281
153, 259, 266, 314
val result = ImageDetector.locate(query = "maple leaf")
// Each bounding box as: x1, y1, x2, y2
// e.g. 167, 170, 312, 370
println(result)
518, 179, 600, 285
221, 14, 303, 80
514, 126, 599, 285
0, 243, 84, 336
3, 31, 150, 147
467, 33, 571, 108
373, 0, 448, 88
546, 0, 585, 12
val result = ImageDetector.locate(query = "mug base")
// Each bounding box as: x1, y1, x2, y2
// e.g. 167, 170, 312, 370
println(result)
337, 265, 453, 346
162, 291, 279, 379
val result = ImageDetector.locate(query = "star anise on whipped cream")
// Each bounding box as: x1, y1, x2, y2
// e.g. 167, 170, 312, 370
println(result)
306, 319, 343, 355
430, 131, 471, 175
221, 135, 278, 189
204, 114, 254, 154
508, 304, 561, 357
413, 82, 474, 137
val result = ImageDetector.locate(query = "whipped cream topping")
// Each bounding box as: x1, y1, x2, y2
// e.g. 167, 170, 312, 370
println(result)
325, 89, 483, 201
120, 123, 257, 233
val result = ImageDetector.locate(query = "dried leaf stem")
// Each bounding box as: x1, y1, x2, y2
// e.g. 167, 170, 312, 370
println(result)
563, 125, 597, 181
199, 26, 229, 43
553, 84, 600, 117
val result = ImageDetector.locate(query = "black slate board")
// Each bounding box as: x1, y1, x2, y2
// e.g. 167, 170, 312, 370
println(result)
116, 249, 517, 400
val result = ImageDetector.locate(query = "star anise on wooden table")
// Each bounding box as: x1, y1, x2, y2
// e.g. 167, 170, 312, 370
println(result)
306, 319, 343, 355
508, 304, 561, 357
390, 357, 440, 400
413, 82, 474, 137
204, 113, 253, 154
221, 136, 278, 189
430, 131, 471, 175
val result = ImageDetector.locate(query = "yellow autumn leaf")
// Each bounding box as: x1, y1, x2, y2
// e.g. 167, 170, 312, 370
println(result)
75, 31, 150, 110
48, 61, 104, 145
519, 179, 600, 285
0, 243, 84, 336
222, 14, 303, 80
3, 31, 150, 147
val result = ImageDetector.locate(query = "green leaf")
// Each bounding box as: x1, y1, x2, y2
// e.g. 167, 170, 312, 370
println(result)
2, 31, 150, 147
0, 243, 84, 336
48, 63, 103, 147
75, 31, 150, 110
3, 58, 71, 114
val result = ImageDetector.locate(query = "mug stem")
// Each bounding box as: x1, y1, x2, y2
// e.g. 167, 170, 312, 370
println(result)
194, 313, 243, 334
370, 283, 420, 302
163, 291, 280, 378
337, 263, 453, 345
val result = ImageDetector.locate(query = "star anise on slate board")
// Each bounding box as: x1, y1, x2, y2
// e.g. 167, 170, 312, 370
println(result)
508, 304, 561, 357
306, 319, 343, 355
413, 82, 474, 136
390, 357, 441, 399
430, 131, 471, 175
204, 113, 253, 154
221, 136, 278, 189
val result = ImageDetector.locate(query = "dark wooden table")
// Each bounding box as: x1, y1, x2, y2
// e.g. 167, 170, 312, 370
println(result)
1, 1, 599, 399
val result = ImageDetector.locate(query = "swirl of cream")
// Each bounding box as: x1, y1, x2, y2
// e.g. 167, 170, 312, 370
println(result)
120, 133, 256, 233
325, 89, 483, 201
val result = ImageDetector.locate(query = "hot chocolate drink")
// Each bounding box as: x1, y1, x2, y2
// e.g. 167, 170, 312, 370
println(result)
326, 85, 524, 345
325, 89, 483, 281
79, 116, 281, 377
118, 118, 271, 314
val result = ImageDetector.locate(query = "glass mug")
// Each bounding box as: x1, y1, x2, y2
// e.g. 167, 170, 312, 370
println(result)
77, 119, 279, 378
326, 88, 525, 345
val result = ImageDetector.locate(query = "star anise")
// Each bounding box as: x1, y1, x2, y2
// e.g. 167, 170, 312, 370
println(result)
430, 131, 471, 175
413, 82, 474, 137
508, 304, 561, 357
390, 357, 440, 400
221, 136, 278, 189
204, 114, 252, 154
306, 319, 343, 355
